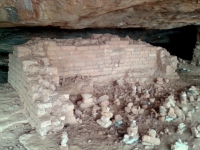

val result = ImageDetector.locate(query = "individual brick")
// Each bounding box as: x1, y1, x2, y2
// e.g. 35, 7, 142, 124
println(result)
110, 37, 120, 41
13, 46, 31, 57
37, 115, 52, 128
77, 46, 88, 51
47, 46, 60, 51
60, 46, 76, 51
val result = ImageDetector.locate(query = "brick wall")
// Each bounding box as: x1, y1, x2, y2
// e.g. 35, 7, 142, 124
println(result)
8, 43, 76, 136
43, 34, 178, 81
8, 34, 178, 135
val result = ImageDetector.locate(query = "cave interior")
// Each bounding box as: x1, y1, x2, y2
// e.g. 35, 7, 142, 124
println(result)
0, 25, 197, 83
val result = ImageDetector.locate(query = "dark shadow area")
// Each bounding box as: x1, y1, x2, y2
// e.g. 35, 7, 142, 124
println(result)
148, 26, 197, 60
0, 25, 197, 83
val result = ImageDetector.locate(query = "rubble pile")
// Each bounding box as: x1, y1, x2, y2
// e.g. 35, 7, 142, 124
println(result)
96, 107, 113, 128
142, 129, 161, 146
79, 93, 95, 109
171, 139, 188, 150
123, 120, 139, 144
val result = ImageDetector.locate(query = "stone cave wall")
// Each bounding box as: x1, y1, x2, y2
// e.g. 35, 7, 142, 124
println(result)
8, 34, 178, 136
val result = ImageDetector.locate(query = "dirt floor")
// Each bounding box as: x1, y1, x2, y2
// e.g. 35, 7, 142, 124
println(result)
2, 62, 200, 150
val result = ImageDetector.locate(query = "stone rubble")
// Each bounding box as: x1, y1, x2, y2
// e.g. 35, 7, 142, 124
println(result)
171, 139, 188, 150
142, 129, 161, 146
96, 107, 113, 128
60, 131, 69, 150
123, 120, 139, 144
79, 94, 95, 109
191, 126, 200, 138
177, 123, 187, 134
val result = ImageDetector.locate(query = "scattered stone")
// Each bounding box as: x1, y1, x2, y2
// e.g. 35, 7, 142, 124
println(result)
156, 78, 164, 85
79, 93, 95, 109
123, 120, 139, 144
61, 131, 68, 147
191, 126, 200, 138
163, 95, 176, 108
74, 109, 82, 118
187, 86, 199, 96
174, 106, 185, 121
96, 107, 113, 128
159, 106, 167, 116
142, 129, 160, 146
189, 96, 194, 102
177, 123, 187, 134
115, 114, 123, 122
168, 107, 177, 118
125, 107, 131, 113
80, 102, 95, 109
149, 98, 155, 103
131, 106, 138, 115
114, 99, 120, 106
99, 100, 109, 109
197, 125, 200, 131
180, 92, 187, 103
81, 94, 92, 100
97, 95, 109, 103
171, 139, 188, 150
142, 105, 148, 109
165, 116, 174, 122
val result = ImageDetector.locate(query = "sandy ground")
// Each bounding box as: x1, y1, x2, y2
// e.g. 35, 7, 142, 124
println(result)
2, 62, 200, 150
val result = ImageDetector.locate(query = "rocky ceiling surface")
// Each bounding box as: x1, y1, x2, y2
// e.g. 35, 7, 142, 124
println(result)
0, 0, 200, 29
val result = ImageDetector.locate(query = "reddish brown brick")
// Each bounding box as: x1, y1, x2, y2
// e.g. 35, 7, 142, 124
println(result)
60, 46, 76, 51
47, 46, 60, 51
77, 46, 88, 51
88, 45, 100, 50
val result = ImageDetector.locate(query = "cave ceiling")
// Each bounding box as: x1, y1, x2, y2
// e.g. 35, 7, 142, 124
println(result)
0, 0, 200, 29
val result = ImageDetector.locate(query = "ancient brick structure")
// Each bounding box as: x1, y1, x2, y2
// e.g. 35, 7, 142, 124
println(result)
8, 34, 178, 136
44, 34, 178, 81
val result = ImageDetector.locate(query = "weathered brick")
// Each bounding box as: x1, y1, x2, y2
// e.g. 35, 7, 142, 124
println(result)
77, 46, 88, 51
88, 45, 100, 50
60, 46, 76, 51
70, 51, 83, 55
47, 46, 60, 51
110, 37, 120, 41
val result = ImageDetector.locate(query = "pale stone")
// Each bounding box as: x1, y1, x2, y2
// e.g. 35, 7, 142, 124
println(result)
97, 95, 109, 103
174, 106, 185, 120
82, 97, 94, 104
159, 106, 167, 116
131, 107, 138, 115
100, 100, 109, 108
101, 116, 110, 122
61, 131, 68, 146
168, 107, 177, 118
115, 114, 123, 122
81, 93, 93, 100
189, 96, 194, 102
102, 112, 113, 118
96, 119, 112, 128
142, 135, 160, 145
80, 102, 95, 109
138, 108, 144, 115
171, 139, 188, 150
148, 129, 157, 138
163, 95, 176, 108
127, 103, 133, 108
177, 123, 187, 134
191, 127, 200, 138
125, 107, 131, 113
159, 116, 165, 122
